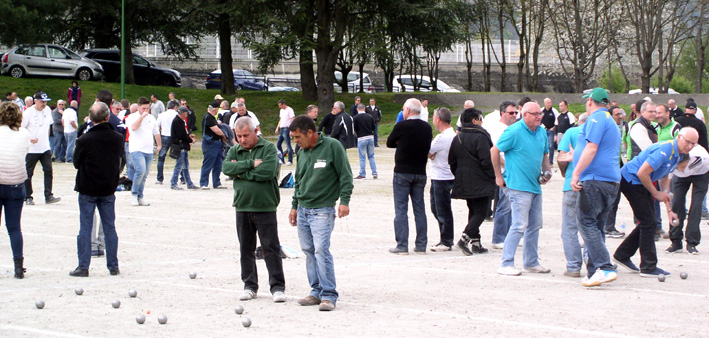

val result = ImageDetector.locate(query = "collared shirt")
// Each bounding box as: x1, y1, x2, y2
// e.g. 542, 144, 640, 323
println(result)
496, 119, 548, 194
429, 127, 455, 180
657, 119, 680, 142
573, 108, 621, 183
22, 105, 53, 154
622, 140, 680, 184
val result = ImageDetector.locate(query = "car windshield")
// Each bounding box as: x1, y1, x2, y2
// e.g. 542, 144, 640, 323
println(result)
133, 55, 149, 66
64, 48, 81, 60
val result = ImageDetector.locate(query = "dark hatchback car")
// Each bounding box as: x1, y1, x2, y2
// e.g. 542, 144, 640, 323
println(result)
205, 69, 267, 91
82, 49, 181, 87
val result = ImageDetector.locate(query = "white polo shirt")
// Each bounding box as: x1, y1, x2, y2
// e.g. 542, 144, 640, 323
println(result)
429, 127, 455, 180
156, 109, 178, 137
125, 113, 159, 154
22, 105, 52, 154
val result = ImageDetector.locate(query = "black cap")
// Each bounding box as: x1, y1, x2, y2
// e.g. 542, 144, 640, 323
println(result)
208, 101, 220, 109
685, 102, 697, 110
177, 106, 189, 114
33, 91, 51, 101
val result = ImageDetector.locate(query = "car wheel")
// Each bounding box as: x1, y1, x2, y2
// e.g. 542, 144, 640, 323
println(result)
236, 85, 243, 91
262, 86, 268, 91
77, 68, 92, 81
10, 66, 25, 78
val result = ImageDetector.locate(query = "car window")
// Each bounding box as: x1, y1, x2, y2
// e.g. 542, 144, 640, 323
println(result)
95, 52, 120, 61
362, 76, 371, 84
132, 55, 149, 66
401, 77, 414, 86
27, 46, 47, 57
242, 70, 255, 80
64, 48, 82, 60
347, 73, 359, 82
421, 80, 431, 87
15, 46, 28, 55
48, 46, 69, 59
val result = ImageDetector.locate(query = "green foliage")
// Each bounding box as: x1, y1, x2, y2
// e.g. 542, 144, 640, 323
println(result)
598, 66, 628, 93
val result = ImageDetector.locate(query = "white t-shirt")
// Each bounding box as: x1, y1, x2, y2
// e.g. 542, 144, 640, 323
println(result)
421, 106, 429, 123
697, 107, 705, 122
461, 109, 500, 129
62, 108, 78, 133
482, 119, 510, 145
279, 107, 295, 128
156, 109, 178, 137
673, 145, 709, 177
125, 113, 159, 154
429, 127, 455, 180
229, 111, 262, 135
21, 105, 52, 154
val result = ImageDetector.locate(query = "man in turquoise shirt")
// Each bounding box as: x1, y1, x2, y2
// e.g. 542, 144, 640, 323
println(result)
492, 102, 551, 276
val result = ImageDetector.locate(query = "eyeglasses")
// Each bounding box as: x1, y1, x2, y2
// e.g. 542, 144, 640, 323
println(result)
526, 112, 542, 116
679, 135, 697, 147
506, 111, 518, 115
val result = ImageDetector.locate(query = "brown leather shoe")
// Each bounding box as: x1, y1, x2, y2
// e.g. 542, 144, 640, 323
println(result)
297, 295, 321, 306
319, 300, 335, 311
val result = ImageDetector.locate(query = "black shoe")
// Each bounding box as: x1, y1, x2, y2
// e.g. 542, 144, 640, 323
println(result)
471, 239, 488, 254
91, 249, 105, 257
687, 245, 699, 255
45, 196, 61, 204
109, 268, 120, 276
665, 243, 683, 254
25, 197, 34, 206
457, 235, 473, 256
69, 268, 89, 277
14, 258, 25, 279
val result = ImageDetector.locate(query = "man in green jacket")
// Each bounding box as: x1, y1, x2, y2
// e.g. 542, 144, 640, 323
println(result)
288, 115, 353, 312
222, 117, 286, 304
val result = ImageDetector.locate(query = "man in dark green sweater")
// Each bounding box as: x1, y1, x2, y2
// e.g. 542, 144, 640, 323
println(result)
222, 117, 286, 304
288, 115, 353, 312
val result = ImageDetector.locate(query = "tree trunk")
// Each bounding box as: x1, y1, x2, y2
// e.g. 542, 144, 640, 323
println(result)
217, 12, 235, 95
697, 8, 706, 94
122, 5, 135, 85
358, 62, 365, 93
299, 47, 317, 101
465, 32, 473, 92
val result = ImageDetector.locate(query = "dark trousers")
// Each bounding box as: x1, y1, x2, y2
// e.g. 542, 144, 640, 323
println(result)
614, 177, 658, 273
463, 197, 490, 240
430, 179, 454, 247
0, 184, 25, 259
671, 173, 709, 247
77, 194, 118, 270
605, 186, 622, 232
236, 211, 285, 294
25, 151, 54, 200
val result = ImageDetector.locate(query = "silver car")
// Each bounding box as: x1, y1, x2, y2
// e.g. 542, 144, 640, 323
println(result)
1, 44, 104, 81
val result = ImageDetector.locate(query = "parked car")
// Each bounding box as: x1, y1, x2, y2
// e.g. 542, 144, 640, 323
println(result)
268, 86, 300, 92
628, 87, 679, 94
205, 69, 267, 91
1, 44, 103, 81
392, 75, 460, 93
82, 49, 181, 87
334, 71, 373, 93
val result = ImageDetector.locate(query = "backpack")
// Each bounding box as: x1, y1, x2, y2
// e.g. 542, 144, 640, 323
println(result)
279, 172, 294, 188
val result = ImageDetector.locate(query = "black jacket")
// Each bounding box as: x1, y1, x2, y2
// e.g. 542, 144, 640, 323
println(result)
186, 107, 197, 132
448, 123, 496, 199
676, 114, 709, 151
319, 113, 337, 136
73, 123, 124, 196
171, 116, 193, 151
331, 112, 357, 149
365, 105, 382, 123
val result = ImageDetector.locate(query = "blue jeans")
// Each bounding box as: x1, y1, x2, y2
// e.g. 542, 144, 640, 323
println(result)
393, 172, 427, 251
52, 130, 67, 161
64, 131, 77, 163
546, 129, 555, 164
124, 143, 134, 179
156, 136, 172, 183
577, 180, 618, 276
171, 150, 195, 188
501, 188, 543, 268
655, 199, 662, 231
561, 190, 582, 272
276, 127, 293, 163
130, 152, 153, 199
200, 139, 223, 188
357, 138, 377, 177
492, 187, 512, 244
0, 184, 25, 259
297, 206, 337, 304
373, 123, 379, 145
77, 194, 118, 270
430, 179, 454, 247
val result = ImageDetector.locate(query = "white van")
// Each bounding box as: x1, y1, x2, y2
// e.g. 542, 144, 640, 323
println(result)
392, 75, 460, 93
334, 71, 373, 93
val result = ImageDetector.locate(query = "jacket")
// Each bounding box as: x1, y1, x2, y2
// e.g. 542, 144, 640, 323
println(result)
73, 122, 124, 196
171, 116, 192, 151
448, 123, 496, 199
222, 137, 280, 212
331, 112, 356, 149
292, 134, 353, 209
365, 105, 382, 123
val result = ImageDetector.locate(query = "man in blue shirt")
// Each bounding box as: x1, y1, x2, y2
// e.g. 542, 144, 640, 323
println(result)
556, 113, 587, 278
613, 128, 698, 277
491, 102, 552, 276
570, 88, 622, 287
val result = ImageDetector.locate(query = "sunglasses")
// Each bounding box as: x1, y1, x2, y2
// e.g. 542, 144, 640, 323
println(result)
507, 111, 518, 115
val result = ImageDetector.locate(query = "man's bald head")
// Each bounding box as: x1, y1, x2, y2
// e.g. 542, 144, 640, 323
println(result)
464, 100, 475, 109
678, 127, 699, 154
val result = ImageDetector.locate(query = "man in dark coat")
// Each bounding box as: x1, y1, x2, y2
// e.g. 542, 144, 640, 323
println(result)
69, 102, 124, 277
449, 108, 495, 255
331, 101, 356, 149
169, 107, 198, 189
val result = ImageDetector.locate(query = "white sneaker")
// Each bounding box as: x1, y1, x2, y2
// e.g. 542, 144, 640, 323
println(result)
497, 266, 521, 276
524, 265, 551, 273
239, 289, 256, 301
201, 186, 210, 190
273, 291, 286, 303
430, 243, 452, 252
132, 197, 140, 206
286, 161, 293, 166
138, 198, 150, 206
582, 269, 617, 287
491, 243, 504, 249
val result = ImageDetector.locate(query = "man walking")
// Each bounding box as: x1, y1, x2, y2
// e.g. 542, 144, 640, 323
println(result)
492, 102, 551, 276
223, 117, 286, 303
155, 101, 179, 184
331, 101, 356, 150
62, 101, 79, 163
275, 99, 295, 165
570, 88, 622, 287
201, 102, 227, 190
51, 100, 67, 162
541, 98, 559, 164
613, 128, 698, 277
288, 115, 353, 312
22, 91, 61, 205
124, 97, 161, 206
170, 107, 198, 190
387, 98, 433, 254
352, 103, 377, 180
428, 107, 456, 252
69, 102, 124, 277
365, 98, 382, 146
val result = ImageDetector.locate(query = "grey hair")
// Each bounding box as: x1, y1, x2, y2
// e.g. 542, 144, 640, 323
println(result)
577, 113, 588, 125
234, 116, 257, 132
404, 98, 422, 115
237, 103, 246, 109
334, 101, 345, 112
499, 100, 517, 113
435, 107, 452, 124
357, 103, 366, 110
57, 99, 66, 105
89, 102, 110, 123
640, 101, 656, 113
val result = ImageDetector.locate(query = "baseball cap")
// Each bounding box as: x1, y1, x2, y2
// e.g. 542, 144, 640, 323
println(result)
33, 91, 51, 102
214, 94, 224, 100
582, 88, 609, 104
685, 102, 697, 110
177, 106, 189, 114
208, 101, 220, 109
